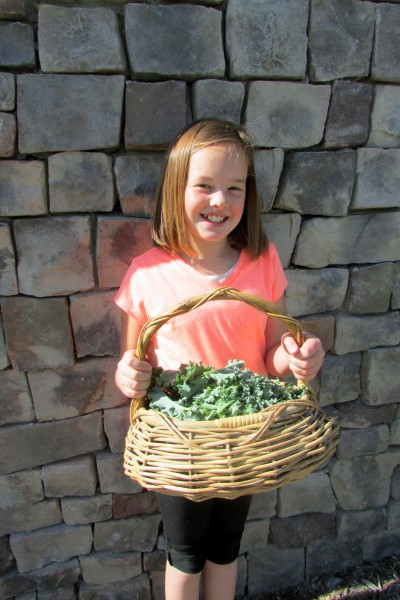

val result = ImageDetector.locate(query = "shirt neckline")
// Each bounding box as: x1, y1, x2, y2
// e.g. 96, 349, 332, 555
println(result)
172, 249, 247, 287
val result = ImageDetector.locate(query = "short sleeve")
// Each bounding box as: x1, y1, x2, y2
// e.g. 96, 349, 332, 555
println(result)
267, 243, 288, 303
114, 259, 148, 325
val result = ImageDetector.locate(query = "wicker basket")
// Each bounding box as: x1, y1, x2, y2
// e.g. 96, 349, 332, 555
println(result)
124, 287, 339, 501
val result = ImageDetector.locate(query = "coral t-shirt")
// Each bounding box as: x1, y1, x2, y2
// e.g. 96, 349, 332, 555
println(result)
114, 243, 287, 375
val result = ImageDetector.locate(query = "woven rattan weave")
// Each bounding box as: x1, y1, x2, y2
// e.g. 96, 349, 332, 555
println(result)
124, 287, 339, 501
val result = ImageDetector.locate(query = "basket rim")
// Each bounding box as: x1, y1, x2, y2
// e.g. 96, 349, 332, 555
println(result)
131, 393, 325, 430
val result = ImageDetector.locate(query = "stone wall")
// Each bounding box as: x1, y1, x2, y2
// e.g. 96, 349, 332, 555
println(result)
0, 0, 400, 598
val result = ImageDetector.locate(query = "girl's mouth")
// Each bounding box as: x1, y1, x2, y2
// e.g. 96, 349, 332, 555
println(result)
201, 214, 228, 223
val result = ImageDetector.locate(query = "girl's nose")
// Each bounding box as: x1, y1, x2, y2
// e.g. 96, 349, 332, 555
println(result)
209, 190, 228, 207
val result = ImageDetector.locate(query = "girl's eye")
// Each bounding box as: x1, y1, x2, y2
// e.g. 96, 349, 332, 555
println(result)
196, 183, 211, 189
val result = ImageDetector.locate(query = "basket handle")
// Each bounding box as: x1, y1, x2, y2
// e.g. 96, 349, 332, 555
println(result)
131, 287, 311, 416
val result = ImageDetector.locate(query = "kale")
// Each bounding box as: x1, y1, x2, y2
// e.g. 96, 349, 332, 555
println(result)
147, 360, 305, 421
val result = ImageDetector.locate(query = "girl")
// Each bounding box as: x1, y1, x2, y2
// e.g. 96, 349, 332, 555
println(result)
114, 119, 324, 600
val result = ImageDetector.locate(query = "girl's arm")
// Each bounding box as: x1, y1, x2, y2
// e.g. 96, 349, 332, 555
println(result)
264, 296, 325, 381
115, 311, 153, 399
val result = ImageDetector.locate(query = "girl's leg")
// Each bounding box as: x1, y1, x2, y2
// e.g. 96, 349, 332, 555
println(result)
202, 559, 237, 600
165, 561, 201, 600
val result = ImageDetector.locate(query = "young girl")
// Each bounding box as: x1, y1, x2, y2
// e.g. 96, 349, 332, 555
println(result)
114, 119, 324, 600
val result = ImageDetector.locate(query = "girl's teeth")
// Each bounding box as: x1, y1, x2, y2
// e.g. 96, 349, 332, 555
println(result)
204, 215, 225, 223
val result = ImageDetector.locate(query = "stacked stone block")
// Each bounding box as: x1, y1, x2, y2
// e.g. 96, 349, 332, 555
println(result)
0, 0, 399, 598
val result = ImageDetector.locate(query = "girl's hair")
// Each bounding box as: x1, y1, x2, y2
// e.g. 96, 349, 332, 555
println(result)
152, 119, 268, 259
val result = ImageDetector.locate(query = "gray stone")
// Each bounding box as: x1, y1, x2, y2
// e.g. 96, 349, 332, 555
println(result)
0, 413, 106, 476
191, 80, 244, 123
293, 213, 400, 268
391, 419, 400, 446
125, 4, 224, 80
226, 0, 308, 79
392, 466, 400, 500
353, 149, 400, 209
79, 573, 151, 600
363, 529, 400, 563
142, 550, 164, 573
70, 291, 121, 358
0, 72, 14, 110
80, 551, 142, 585
97, 217, 153, 289
0, 371, 34, 426
372, 4, 400, 82
114, 153, 164, 218
0, 317, 8, 370
285, 268, 349, 317
367, 85, 400, 148
0, 112, 15, 157
245, 81, 330, 148
255, 149, 284, 212
17, 74, 125, 153
324, 81, 373, 148
0, 558, 80, 600
94, 514, 160, 553
104, 406, 129, 454
125, 81, 188, 149
10, 524, 92, 573
0, 499, 62, 536
277, 471, 336, 517
387, 500, 400, 530
330, 453, 400, 510
0, 0, 27, 19
1, 296, 75, 371
15, 216, 94, 297
337, 425, 389, 459
298, 314, 335, 354
0, 160, 47, 217
49, 152, 115, 213
309, 0, 375, 82
240, 519, 269, 553
247, 491, 277, 519
274, 151, 355, 216
270, 513, 336, 549
337, 508, 386, 539
248, 546, 304, 595
0, 221, 17, 296
113, 492, 159, 520
333, 399, 398, 430
393, 263, 400, 309
28, 357, 121, 421
306, 538, 363, 577
0, 22, 35, 68
361, 347, 400, 406
344, 264, 396, 314
61, 495, 112, 525
38, 587, 75, 600
261, 213, 301, 269
319, 353, 361, 408
38, 5, 126, 74
96, 451, 142, 495
0, 536, 13, 575
0, 469, 43, 510
333, 313, 400, 356
42, 455, 97, 498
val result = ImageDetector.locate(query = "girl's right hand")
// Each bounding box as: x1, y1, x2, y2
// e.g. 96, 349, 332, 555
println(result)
115, 349, 153, 399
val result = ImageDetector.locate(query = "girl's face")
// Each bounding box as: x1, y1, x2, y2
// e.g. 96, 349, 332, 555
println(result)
184, 143, 247, 253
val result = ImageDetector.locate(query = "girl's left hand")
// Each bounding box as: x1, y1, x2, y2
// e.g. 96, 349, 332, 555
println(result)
281, 332, 325, 381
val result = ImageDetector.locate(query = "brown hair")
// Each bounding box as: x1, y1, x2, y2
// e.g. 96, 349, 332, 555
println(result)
152, 119, 268, 258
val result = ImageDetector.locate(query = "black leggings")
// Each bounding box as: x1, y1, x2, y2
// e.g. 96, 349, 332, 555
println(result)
157, 493, 252, 574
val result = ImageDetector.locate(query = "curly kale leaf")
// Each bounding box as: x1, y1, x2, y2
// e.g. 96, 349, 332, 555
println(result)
147, 360, 304, 421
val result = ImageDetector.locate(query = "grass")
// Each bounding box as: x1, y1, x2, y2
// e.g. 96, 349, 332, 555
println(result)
252, 556, 400, 599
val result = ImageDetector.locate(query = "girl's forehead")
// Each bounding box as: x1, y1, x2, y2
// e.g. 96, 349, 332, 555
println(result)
189, 142, 248, 167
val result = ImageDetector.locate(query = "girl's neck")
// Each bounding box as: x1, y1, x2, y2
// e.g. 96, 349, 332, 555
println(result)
179, 243, 240, 276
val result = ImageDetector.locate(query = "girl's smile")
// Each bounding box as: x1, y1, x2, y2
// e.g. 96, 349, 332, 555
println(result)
184, 142, 248, 254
